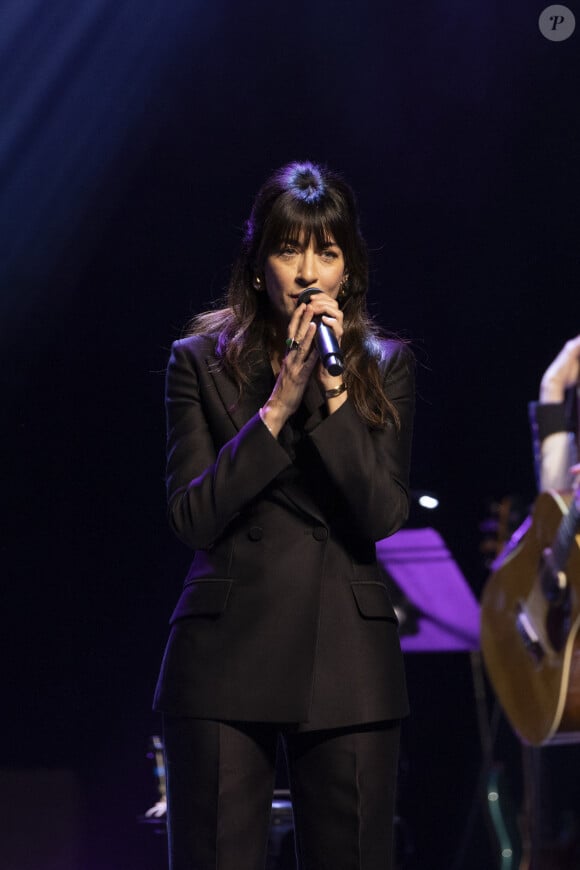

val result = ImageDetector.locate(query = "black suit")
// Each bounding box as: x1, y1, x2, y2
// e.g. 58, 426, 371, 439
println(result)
153, 333, 415, 870
154, 333, 414, 728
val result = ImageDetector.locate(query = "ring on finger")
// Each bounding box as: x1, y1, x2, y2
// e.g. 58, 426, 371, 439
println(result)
285, 337, 301, 351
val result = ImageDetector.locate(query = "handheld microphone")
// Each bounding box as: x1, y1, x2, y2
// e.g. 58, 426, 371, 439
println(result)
296, 288, 344, 376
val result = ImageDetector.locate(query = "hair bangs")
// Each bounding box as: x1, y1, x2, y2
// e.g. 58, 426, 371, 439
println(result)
256, 191, 351, 265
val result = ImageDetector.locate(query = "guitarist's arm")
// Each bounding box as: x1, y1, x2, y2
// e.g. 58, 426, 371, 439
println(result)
528, 335, 580, 492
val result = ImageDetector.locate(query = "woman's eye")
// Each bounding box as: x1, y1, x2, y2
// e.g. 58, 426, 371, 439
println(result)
278, 246, 297, 257
320, 250, 338, 260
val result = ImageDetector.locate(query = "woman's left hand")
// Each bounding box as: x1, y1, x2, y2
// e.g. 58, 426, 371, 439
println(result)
540, 335, 580, 403
302, 291, 345, 392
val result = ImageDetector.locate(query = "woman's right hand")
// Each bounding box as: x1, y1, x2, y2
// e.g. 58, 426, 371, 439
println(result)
259, 303, 319, 437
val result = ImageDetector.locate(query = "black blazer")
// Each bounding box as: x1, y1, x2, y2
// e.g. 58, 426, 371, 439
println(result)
153, 334, 415, 729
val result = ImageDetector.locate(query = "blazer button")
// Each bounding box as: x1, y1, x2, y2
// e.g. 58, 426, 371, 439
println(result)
248, 526, 263, 541
313, 526, 328, 541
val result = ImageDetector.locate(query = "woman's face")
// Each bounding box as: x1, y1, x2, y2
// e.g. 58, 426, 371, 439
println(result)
263, 231, 346, 324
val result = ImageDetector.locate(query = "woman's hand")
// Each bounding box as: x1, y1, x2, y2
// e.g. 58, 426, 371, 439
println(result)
260, 293, 346, 436
540, 335, 580, 403
260, 303, 318, 436
302, 292, 345, 393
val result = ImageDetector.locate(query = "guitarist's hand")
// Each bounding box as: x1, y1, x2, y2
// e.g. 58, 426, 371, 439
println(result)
540, 335, 580, 403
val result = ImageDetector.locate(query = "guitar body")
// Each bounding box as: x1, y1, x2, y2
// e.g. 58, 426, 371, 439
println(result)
481, 490, 580, 746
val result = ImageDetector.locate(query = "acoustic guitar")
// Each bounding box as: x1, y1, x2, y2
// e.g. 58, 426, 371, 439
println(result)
481, 487, 580, 746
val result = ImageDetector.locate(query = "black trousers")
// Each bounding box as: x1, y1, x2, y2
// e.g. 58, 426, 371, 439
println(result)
162, 715, 401, 870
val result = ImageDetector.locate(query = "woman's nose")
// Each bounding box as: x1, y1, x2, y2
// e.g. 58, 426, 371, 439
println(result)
296, 249, 317, 286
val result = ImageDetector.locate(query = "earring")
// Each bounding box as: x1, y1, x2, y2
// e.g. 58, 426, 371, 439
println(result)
338, 276, 349, 299
253, 276, 263, 291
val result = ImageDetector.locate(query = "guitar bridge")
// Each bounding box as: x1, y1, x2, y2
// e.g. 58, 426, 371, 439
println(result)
515, 605, 544, 664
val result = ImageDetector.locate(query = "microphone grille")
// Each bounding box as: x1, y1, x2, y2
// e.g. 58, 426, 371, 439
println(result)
296, 287, 322, 305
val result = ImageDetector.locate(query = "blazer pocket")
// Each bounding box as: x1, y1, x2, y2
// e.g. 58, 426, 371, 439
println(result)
351, 581, 398, 622
169, 579, 233, 624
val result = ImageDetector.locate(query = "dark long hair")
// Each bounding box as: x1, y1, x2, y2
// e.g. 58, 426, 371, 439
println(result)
188, 160, 400, 428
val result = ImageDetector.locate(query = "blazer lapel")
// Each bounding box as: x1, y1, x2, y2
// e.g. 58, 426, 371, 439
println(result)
206, 350, 273, 431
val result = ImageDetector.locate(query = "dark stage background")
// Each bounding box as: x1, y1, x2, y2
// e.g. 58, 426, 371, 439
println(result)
1, 1, 578, 868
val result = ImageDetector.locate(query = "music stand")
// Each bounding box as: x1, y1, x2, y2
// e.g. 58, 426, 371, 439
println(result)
376, 527, 480, 652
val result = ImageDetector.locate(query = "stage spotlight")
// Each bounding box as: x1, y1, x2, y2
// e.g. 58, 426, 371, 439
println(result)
417, 493, 439, 510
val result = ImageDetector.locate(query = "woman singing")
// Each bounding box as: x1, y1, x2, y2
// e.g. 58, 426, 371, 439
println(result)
154, 160, 415, 870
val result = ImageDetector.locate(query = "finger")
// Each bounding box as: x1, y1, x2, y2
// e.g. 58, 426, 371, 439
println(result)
307, 298, 341, 318
283, 322, 313, 357
286, 322, 317, 363
287, 303, 313, 336
293, 321, 317, 355
320, 313, 343, 340
287, 306, 314, 346
287, 301, 310, 328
